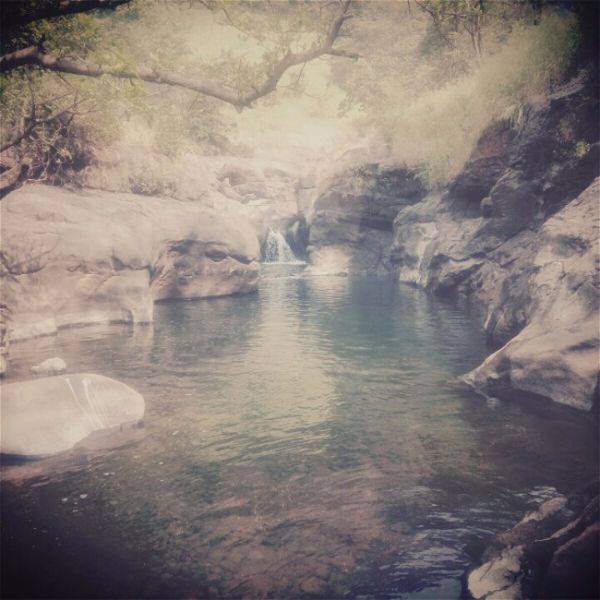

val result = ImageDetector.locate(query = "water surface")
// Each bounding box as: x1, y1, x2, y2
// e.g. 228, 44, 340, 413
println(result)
2, 268, 598, 598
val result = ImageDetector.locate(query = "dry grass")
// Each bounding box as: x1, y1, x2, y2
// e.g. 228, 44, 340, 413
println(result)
376, 10, 578, 187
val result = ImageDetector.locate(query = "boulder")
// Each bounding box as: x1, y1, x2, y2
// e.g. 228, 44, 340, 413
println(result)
31, 357, 67, 375
462, 179, 600, 411
308, 164, 425, 274
467, 545, 525, 600
0, 185, 260, 342
81, 150, 303, 250
0, 374, 145, 457
467, 482, 600, 600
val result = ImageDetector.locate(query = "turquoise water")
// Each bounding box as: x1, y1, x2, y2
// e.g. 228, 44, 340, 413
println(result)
2, 268, 598, 598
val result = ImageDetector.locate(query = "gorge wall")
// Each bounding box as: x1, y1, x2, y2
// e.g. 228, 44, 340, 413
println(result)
307, 74, 599, 412
0, 185, 260, 346
307, 164, 426, 274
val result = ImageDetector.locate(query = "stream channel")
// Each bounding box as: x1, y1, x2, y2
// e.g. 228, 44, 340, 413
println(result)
2, 266, 598, 598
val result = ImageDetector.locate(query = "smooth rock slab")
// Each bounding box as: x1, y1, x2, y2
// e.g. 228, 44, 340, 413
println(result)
1, 374, 144, 457
1, 184, 261, 342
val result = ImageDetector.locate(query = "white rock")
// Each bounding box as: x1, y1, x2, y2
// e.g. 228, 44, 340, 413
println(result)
31, 357, 67, 375
1, 185, 261, 341
0, 373, 145, 457
468, 546, 524, 600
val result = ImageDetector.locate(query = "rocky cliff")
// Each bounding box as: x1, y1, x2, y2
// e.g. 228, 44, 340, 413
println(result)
0, 185, 260, 347
311, 76, 598, 412
389, 77, 599, 412
307, 164, 426, 274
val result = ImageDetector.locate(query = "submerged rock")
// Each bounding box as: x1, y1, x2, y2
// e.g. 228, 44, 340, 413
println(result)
31, 357, 67, 375
0, 373, 145, 457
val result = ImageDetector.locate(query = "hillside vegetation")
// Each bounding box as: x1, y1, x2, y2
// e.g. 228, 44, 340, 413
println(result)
0, 1, 583, 193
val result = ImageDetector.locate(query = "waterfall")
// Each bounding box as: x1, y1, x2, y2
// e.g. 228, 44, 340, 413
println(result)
263, 228, 302, 264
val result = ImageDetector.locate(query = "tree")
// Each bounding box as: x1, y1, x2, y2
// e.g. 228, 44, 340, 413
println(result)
1, 0, 357, 111
1, 1, 131, 31
0, 0, 358, 194
416, 0, 484, 57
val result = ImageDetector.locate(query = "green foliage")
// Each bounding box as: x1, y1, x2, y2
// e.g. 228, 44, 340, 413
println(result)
31, 14, 100, 57
574, 140, 590, 158
0, 0, 583, 196
479, 11, 579, 105
0, 1, 233, 187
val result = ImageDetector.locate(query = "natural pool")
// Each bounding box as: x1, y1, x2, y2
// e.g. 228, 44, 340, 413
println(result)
2, 267, 598, 599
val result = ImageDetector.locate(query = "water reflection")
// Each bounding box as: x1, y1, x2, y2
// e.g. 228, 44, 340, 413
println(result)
2, 270, 598, 599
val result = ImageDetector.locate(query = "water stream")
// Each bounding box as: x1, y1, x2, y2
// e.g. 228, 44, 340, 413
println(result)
262, 229, 303, 264
2, 268, 598, 599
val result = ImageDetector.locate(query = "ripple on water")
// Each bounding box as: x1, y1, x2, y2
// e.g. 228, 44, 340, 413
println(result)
2, 273, 598, 599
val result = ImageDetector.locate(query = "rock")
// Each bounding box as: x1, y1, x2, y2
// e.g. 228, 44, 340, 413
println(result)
449, 118, 515, 217
463, 179, 600, 411
279, 213, 309, 259
151, 240, 259, 301
467, 545, 525, 600
308, 164, 425, 274
477, 494, 573, 565
480, 196, 493, 218
387, 75, 599, 410
217, 163, 260, 186
467, 482, 600, 600
389, 192, 485, 290
0, 373, 145, 457
299, 576, 325, 595
476, 171, 539, 238
31, 357, 67, 375
1, 184, 260, 342
541, 522, 600, 599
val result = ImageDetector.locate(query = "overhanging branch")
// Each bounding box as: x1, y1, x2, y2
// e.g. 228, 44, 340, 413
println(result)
0, 0, 357, 110
1, 0, 132, 29
1, 97, 84, 153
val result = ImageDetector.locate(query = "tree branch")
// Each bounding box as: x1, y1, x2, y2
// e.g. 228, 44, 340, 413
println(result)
327, 48, 360, 59
1, 97, 84, 153
1, 0, 132, 29
0, 0, 356, 110
0, 155, 28, 196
